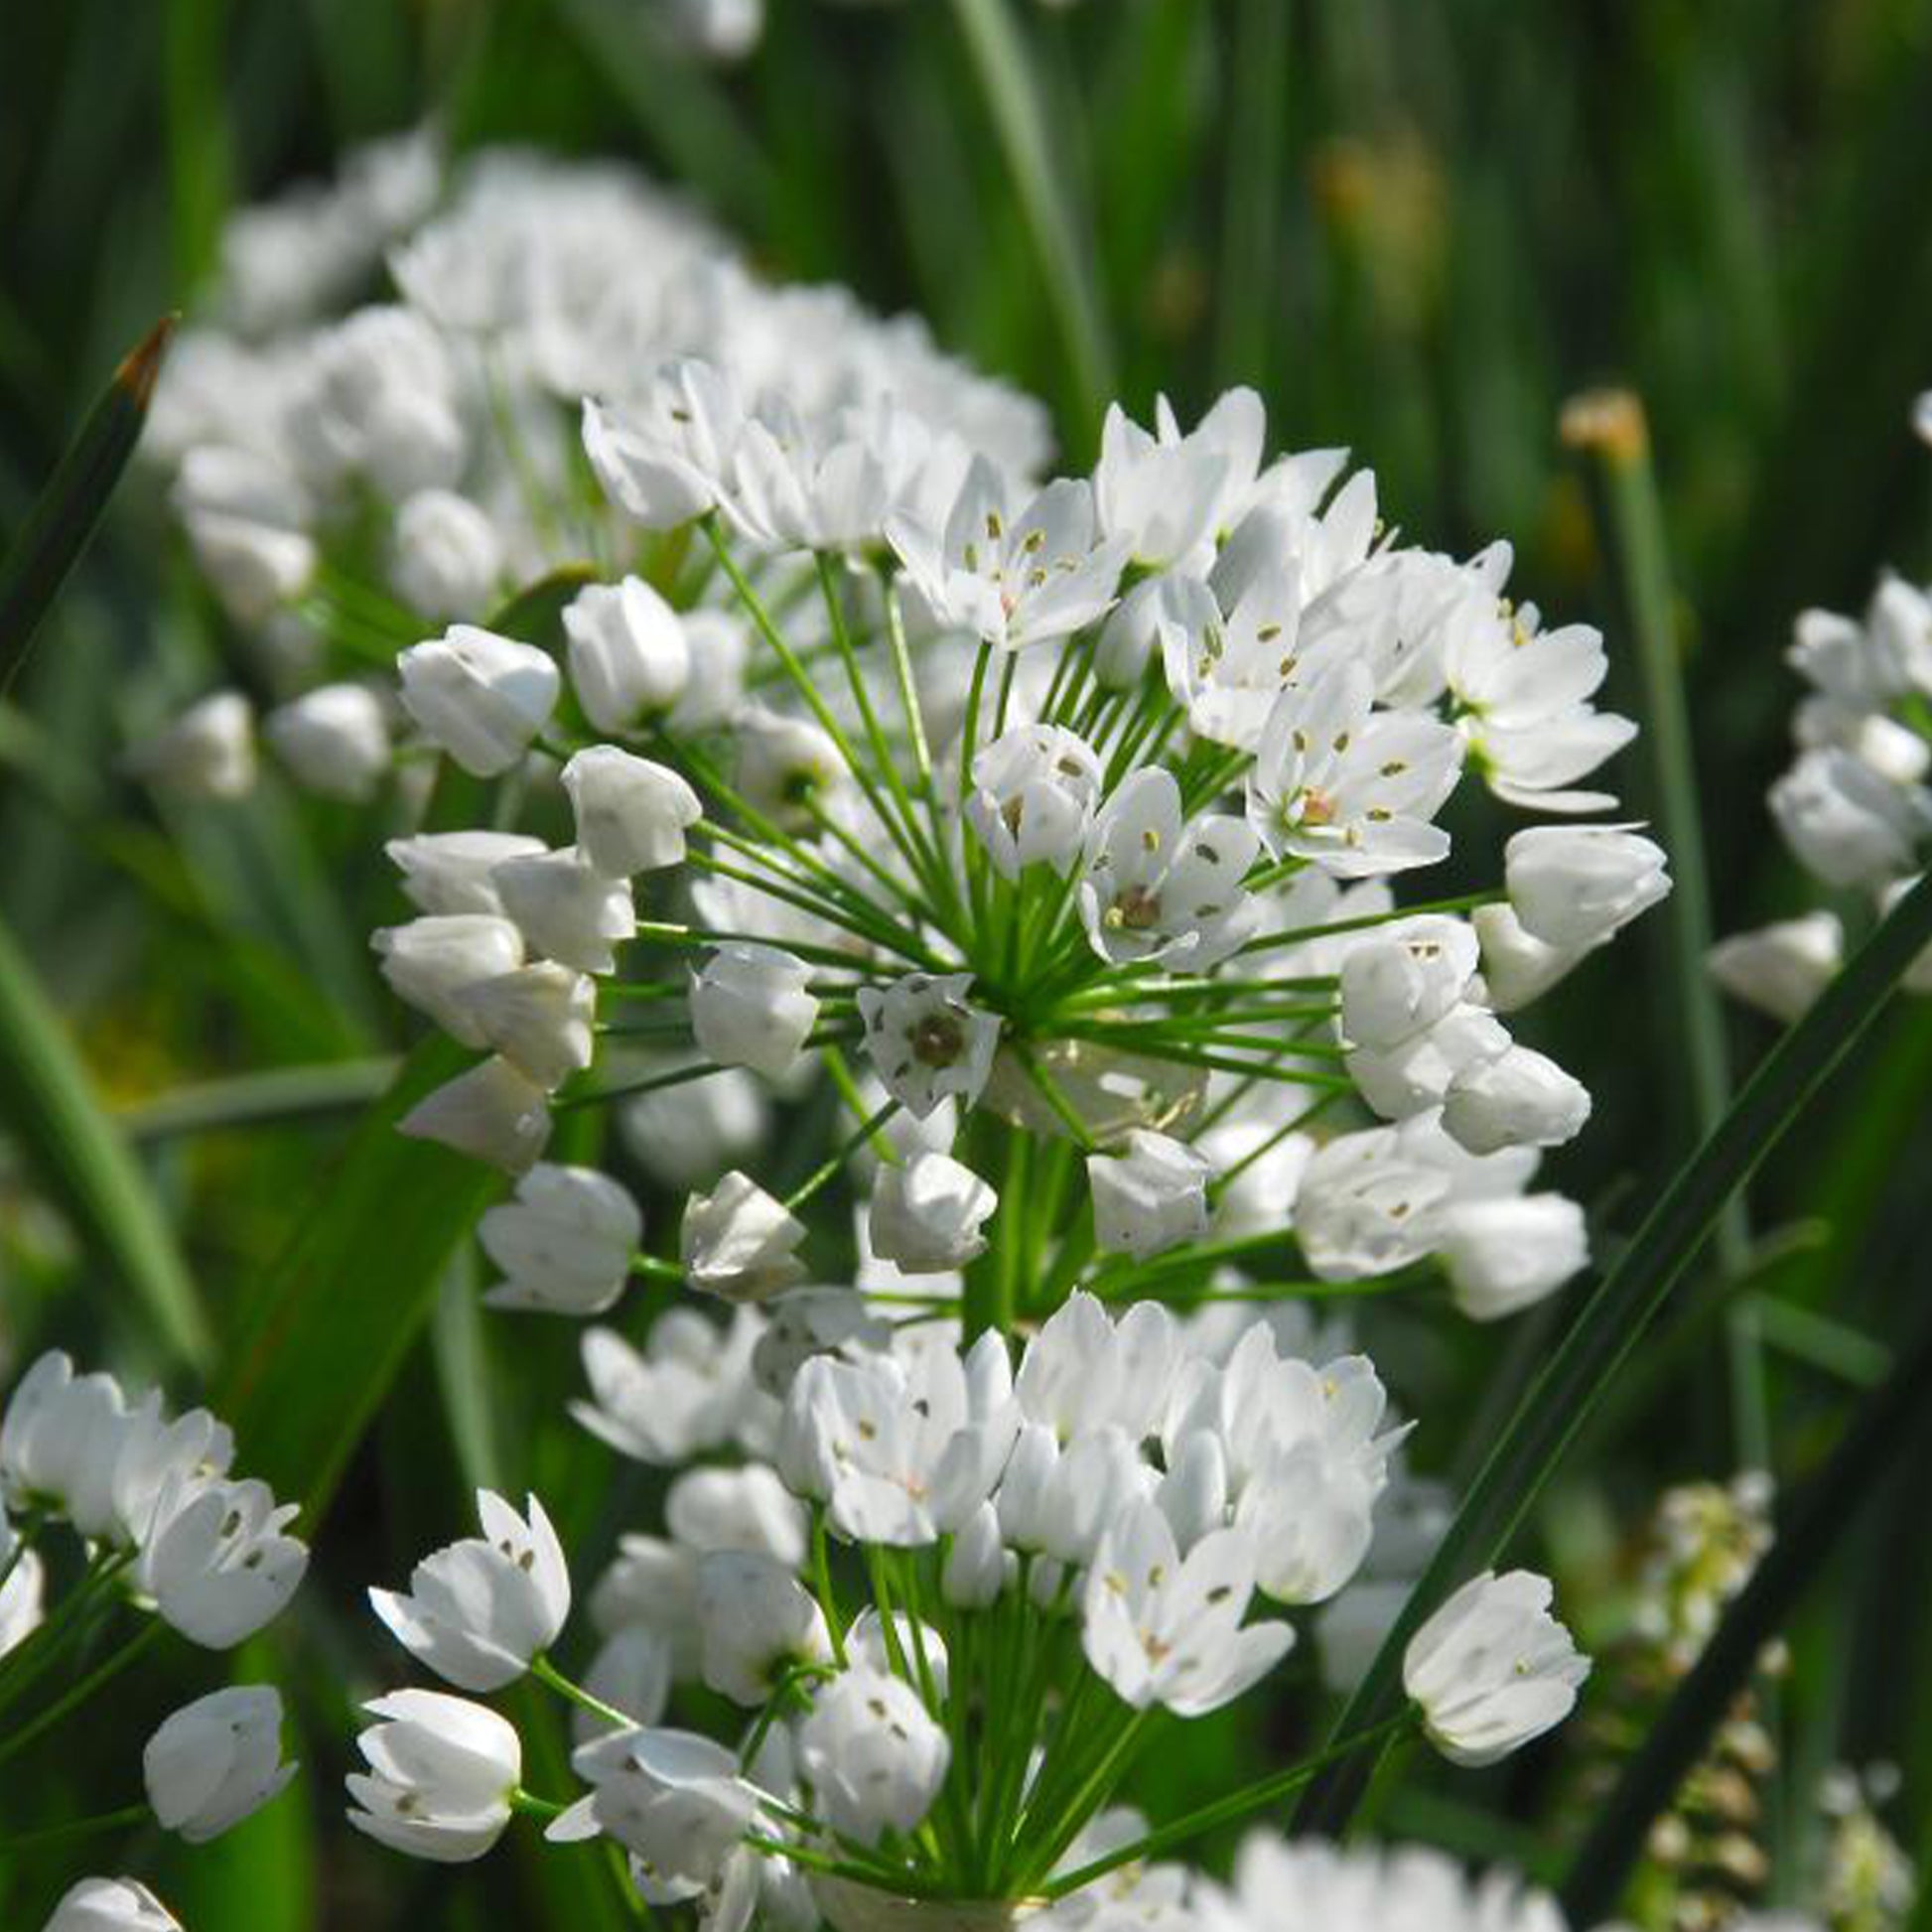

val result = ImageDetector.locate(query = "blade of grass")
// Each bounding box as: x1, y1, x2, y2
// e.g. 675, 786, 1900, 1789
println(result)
949, 0, 1116, 442
1213, 0, 1290, 391
216, 1036, 499, 1516
1292, 868, 1932, 1835
0, 316, 172, 695
113, 1057, 399, 1143
1559, 1283, 1932, 1926
0, 910, 211, 1368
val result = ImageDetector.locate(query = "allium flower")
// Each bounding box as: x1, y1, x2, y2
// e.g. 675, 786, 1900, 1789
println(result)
1504, 824, 1672, 949
1403, 1570, 1590, 1766
386, 830, 547, 917
371, 1489, 571, 1692
346, 1690, 521, 1864
480, 1163, 642, 1314
1093, 388, 1265, 569
457, 960, 596, 1090
0, 1350, 131, 1537
373, 914, 525, 1044
397, 625, 560, 777
681, 1171, 807, 1302
130, 691, 258, 798
867, 1149, 997, 1272
491, 845, 636, 973
1248, 661, 1462, 877
391, 487, 503, 619
1709, 912, 1844, 1023
1080, 768, 1260, 968
144, 1686, 295, 1843
1087, 1130, 1213, 1258
857, 973, 1001, 1118
967, 723, 1104, 878
563, 576, 692, 731
264, 682, 391, 800
561, 747, 702, 878
556, 1725, 760, 1893
1081, 1499, 1294, 1716
695, 1549, 831, 1704
795, 1666, 951, 1844
690, 944, 820, 1079
399, 1054, 553, 1173
42, 1877, 185, 1932
139, 1473, 310, 1648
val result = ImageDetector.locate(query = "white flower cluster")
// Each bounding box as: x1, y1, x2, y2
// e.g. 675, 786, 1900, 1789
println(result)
344, 1293, 1587, 1920
1713, 417, 1932, 1021
0, 1354, 310, 1929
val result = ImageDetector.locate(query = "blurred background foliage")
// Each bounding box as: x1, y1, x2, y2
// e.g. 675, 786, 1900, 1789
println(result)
1, 2, 1930, 1927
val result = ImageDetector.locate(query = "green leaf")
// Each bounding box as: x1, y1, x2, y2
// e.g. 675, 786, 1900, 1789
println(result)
1292, 868, 1932, 1836
216, 1036, 499, 1516
0, 909, 211, 1367
0, 316, 172, 695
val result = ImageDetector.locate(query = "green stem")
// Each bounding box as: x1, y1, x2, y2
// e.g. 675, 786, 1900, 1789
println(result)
0, 1800, 150, 1851
0, 1617, 163, 1770
530, 1653, 636, 1730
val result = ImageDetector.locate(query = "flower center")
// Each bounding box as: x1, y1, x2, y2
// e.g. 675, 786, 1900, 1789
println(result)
910, 1015, 964, 1067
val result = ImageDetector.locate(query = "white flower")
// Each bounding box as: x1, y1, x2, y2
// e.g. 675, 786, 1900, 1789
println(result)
1080, 768, 1260, 968
690, 945, 819, 1079
621, 1062, 767, 1188
492, 845, 636, 973
370, 1489, 571, 1692
1081, 1499, 1294, 1717
1346, 1003, 1511, 1123
42, 1877, 184, 1932
386, 830, 546, 917
795, 1666, 950, 1844
1446, 601, 1635, 813
0, 1514, 44, 1657
561, 747, 702, 878
1709, 912, 1844, 1024
346, 1689, 520, 1864
1292, 1125, 1452, 1282
857, 973, 1001, 1118
1338, 916, 1482, 1050
572, 1309, 771, 1465
139, 1473, 310, 1648
182, 504, 315, 626
1403, 1570, 1589, 1766
1437, 1194, 1588, 1320
998, 1420, 1150, 1567
888, 457, 1128, 652
576, 1626, 674, 1743
558, 1725, 759, 1894
1087, 1130, 1212, 1259
584, 362, 746, 531
732, 703, 846, 826
391, 488, 503, 619
778, 1332, 1017, 1546
1442, 1042, 1591, 1154
1248, 661, 1462, 878
941, 1501, 1009, 1610
1472, 902, 1593, 1014
1094, 388, 1265, 568
397, 625, 560, 777
109, 1396, 233, 1552
966, 724, 1103, 878
398, 1054, 553, 1173
372, 914, 525, 1044
1769, 746, 1927, 889
456, 961, 596, 1090
1019, 1298, 1178, 1449
1504, 824, 1672, 949
667, 1463, 807, 1567
867, 1151, 997, 1273
264, 683, 391, 800
0, 1350, 131, 1537
131, 691, 257, 799
145, 1685, 295, 1843
564, 577, 692, 731
480, 1163, 642, 1315
682, 1172, 808, 1303
695, 1550, 831, 1705
1220, 1836, 1569, 1932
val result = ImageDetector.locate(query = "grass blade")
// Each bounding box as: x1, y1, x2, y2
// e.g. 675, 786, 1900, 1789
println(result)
949, 0, 1116, 441
216, 1037, 499, 1515
0, 910, 211, 1368
1558, 1287, 1932, 1926
1292, 868, 1932, 1835
0, 316, 172, 695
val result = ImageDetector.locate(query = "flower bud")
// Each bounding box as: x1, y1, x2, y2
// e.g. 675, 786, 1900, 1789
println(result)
391, 489, 503, 619
456, 961, 596, 1090
1708, 912, 1844, 1024
1442, 1043, 1591, 1154
1437, 1193, 1588, 1320
481, 1163, 641, 1315
1087, 1130, 1212, 1258
264, 683, 391, 800
681, 1171, 807, 1302
1403, 1570, 1589, 1766
371, 914, 525, 1045
690, 944, 818, 1079
398, 1055, 552, 1173
347, 1689, 520, 1864
1338, 917, 1480, 1049
1505, 824, 1671, 948
398, 625, 560, 777
44, 1877, 185, 1932
563, 577, 691, 731
867, 1151, 996, 1273
560, 746, 701, 878
492, 846, 635, 973
796, 1667, 950, 1846
733, 702, 845, 826
131, 692, 257, 799
1472, 901, 1591, 1013
145, 1686, 294, 1843
696, 1550, 831, 1705
941, 1500, 1008, 1610
385, 830, 546, 916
